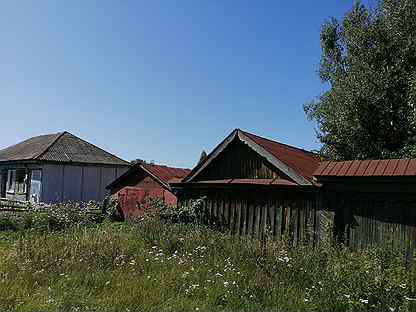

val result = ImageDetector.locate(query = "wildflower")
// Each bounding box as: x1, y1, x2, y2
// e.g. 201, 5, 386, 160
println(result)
344, 294, 350, 299
304, 298, 309, 302
224, 281, 229, 287
404, 296, 416, 301
399, 283, 407, 289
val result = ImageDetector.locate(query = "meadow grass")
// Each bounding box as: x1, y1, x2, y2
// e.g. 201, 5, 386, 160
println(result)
0, 219, 415, 311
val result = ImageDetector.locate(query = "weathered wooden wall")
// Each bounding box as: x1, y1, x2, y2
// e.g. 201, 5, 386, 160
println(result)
333, 194, 416, 256
179, 188, 415, 255
179, 189, 327, 245
195, 139, 289, 180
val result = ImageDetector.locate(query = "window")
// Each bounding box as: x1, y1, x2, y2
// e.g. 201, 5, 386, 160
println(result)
6, 169, 27, 194
6, 170, 16, 193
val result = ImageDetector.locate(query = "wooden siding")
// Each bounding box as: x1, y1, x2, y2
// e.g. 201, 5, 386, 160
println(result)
179, 189, 324, 245
335, 194, 416, 256
194, 139, 290, 181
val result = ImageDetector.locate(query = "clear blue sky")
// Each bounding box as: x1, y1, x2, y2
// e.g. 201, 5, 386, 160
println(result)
0, 0, 375, 168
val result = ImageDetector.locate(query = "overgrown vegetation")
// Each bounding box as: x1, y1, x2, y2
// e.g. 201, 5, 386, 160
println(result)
0, 202, 104, 232
0, 210, 415, 311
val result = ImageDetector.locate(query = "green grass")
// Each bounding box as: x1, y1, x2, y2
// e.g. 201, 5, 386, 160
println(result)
0, 220, 415, 311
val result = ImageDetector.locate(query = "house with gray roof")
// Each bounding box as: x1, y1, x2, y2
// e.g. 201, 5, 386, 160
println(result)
0, 131, 130, 203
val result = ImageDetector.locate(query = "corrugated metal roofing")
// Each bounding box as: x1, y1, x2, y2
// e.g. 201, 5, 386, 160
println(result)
142, 164, 191, 185
107, 163, 191, 190
314, 159, 416, 177
0, 131, 129, 166
242, 130, 321, 182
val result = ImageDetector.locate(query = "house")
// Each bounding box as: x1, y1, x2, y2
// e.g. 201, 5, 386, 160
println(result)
106, 162, 190, 219
171, 128, 322, 242
171, 129, 416, 253
0, 131, 130, 203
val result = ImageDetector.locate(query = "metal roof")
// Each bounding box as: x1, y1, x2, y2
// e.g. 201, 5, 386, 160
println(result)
240, 130, 321, 182
314, 159, 416, 177
0, 131, 129, 166
184, 129, 321, 185
107, 163, 191, 190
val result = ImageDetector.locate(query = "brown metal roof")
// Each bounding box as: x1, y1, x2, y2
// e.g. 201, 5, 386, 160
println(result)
0, 131, 129, 166
242, 130, 321, 182
314, 159, 416, 177
107, 163, 191, 190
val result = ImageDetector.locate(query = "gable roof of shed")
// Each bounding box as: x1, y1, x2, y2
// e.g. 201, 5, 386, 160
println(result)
0, 131, 129, 166
107, 163, 191, 191
183, 129, 321, 186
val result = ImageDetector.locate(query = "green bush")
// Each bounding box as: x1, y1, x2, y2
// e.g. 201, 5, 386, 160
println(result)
0, 202, 104, 233
159, 197, 207, 224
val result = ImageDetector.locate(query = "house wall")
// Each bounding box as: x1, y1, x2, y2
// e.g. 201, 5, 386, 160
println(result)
194, 139, 290, 181
41, 163, 129, 203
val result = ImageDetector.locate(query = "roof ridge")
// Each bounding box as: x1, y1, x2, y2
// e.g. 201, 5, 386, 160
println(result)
239, 129, 320, 157
143, 163, 190, 171
33, 131, 66, 160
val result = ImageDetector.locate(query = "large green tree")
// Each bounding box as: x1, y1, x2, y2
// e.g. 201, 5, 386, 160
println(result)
305, 0, 416, 160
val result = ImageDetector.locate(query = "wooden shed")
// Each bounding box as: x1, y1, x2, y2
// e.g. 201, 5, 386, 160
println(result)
0, 131, 130, 203
171, 129, 324, 243
106, 163, 190, 220
314, 160, 416, 253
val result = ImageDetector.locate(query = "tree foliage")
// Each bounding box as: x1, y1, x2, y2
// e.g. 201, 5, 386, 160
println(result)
305, 0, 416, 160
198, 150, 208, 164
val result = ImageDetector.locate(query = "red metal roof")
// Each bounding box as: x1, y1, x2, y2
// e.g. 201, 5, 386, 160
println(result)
242, 131, 321, 182
191, 178, 298, 186
107, 163, 190, 190
314, 159, 416, 177
142, 164, 191, 185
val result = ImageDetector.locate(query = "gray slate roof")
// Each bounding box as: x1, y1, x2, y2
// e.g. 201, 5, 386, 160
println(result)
0, 132, 129, 166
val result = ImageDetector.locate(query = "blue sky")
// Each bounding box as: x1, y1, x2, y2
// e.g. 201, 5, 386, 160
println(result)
0, 0, 375, 168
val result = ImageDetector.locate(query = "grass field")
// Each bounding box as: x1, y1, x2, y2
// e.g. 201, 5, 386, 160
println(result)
0, 219, 415, 311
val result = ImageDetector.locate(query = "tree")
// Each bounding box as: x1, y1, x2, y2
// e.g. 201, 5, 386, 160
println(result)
198, 150, 208, 164
305, 0, 416, 160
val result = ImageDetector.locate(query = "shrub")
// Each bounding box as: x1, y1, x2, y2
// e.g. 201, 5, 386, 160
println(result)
159, 197, 207, 224
0, 202, 104, 233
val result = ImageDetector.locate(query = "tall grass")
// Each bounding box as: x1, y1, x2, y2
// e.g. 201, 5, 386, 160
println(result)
0, 219, 415, 311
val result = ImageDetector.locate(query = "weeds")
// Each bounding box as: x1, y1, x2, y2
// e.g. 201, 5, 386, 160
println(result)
0, 219, 415, 311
